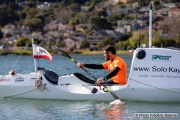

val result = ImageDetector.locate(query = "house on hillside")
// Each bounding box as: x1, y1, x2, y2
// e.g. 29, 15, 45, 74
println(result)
86, 30, 121, 46
139, 6, 149, 13
32, 32, 44, 41
14, 26, 31, 38
115, 27, 127, 34
37, 2, 51, 10
63, 38, 81, 50
80, 6, 89, 12
168, 7, 180, 17
163, 3, 176, 8
69, 32, 86, 40
43, 31, 61, 44
58, 24, 76, 33
1, 24, 31, 46
1, 24, 15, 36
113, 0, 127, 4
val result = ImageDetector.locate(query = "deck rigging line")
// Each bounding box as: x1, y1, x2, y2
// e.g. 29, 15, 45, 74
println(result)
129, 77, 180, 93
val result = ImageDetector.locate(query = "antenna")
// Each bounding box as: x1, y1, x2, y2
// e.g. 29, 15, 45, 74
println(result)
149, 2, 152, 47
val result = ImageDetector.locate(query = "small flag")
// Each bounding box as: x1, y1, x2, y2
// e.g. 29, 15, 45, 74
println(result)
32, 44, 52, 62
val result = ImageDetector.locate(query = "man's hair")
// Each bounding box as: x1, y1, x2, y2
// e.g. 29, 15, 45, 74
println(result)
102, 44, 116, 55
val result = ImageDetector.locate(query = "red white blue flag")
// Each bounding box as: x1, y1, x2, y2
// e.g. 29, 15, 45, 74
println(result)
32, 44, 52, 62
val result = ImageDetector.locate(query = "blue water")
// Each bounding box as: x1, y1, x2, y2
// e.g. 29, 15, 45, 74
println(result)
0, 54, 179, 120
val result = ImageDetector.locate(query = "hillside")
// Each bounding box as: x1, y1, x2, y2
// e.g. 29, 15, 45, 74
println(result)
0, 0, 180, 51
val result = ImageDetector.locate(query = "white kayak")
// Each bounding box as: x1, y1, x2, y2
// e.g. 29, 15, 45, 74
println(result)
0, 69, 125, 101
0, 4, 180, 102
0, 47, 180, 102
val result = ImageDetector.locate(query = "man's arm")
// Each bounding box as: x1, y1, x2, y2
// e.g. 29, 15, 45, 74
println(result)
96, 67, 120, 84
77, 63, 104, 69
103, 67, 120, 81
84, 64, 104, 69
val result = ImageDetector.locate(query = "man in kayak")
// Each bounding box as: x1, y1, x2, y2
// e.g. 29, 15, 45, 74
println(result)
77, 44, 127, 85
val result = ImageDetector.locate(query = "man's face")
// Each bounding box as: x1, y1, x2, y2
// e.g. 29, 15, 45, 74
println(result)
103, 50, 110, 61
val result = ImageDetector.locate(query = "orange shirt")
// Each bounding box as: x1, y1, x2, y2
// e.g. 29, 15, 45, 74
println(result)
102, 56, 127, 84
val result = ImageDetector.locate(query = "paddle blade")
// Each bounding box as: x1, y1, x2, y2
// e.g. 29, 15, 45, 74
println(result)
109, 99, 125, 105
56, 48, 67, 57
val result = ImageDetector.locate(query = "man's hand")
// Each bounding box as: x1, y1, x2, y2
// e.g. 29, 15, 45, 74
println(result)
96, 78, 104, 85
77, 62, 84, 67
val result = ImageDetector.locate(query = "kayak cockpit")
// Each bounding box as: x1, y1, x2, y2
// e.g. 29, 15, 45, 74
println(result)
73, 72, 95, 84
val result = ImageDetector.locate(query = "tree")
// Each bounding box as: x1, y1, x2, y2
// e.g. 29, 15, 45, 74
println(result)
108, 14, 125, 26
175, 37, 180, 47
159, 17, 180, 36
5, 33, 12, 38
24, 18, 43, 31
46, 40, 51, 49
55, 39, 62, 47
121, 32, 132, 41
97, 9, 107, 18
54, 7, 73, 24
0, 4, 19, 26
69, 18, 79, 25
0, 31, 4, 39
80, 39, 90, 49
154, 17, 180, 47
103, 37, 113, 45
96, 42, 104, 50
76, 12, 89, 24
69, 3, 81, 12
15, 38, 31, 47
116, 40, 130, 50
23, 8, 44, 31
95, 37, 114, 50
91, 17, 113, 30
127, 30, 149, 49
88, 1, 95, 11
154, 1, 161, 9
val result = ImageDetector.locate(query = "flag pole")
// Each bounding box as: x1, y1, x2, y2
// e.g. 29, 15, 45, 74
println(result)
32, 38, 37, 72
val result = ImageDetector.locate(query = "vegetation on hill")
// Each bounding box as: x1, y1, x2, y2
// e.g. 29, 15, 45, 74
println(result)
0, 0, 180, 52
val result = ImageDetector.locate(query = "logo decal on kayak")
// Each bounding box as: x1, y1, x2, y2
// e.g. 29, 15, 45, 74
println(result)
0, 78, 11, 82
152, 55, 172, 60
15, 76, 25, 82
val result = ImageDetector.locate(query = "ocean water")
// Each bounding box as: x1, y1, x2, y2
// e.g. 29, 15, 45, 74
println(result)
0, 54, 179, 120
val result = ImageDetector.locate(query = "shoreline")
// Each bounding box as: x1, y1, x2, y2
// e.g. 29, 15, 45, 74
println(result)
78, 50, 133, 55
0, 49, 133, 55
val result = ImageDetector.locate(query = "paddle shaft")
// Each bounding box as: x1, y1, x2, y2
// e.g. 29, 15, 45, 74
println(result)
56, 48, 120, 100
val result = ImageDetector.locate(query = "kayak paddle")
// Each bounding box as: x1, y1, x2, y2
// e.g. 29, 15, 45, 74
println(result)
56, 48, 123, 102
